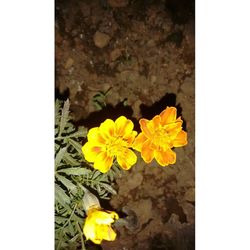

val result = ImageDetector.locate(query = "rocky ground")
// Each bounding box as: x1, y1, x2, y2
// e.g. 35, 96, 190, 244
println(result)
55, 0, 195, 249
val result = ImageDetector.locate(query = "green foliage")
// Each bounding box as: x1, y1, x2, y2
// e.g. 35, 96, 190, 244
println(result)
55, 99, 120, 250
92, 87, 112, 110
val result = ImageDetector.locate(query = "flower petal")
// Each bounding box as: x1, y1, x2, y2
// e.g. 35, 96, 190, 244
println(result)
124, 130, 138, 145
117, 148, 137, 170
151, 115, 161, 129
83, 219, 97, 243
173, 130, 188, 147
160, 107, 177, 125
164, 120, 183, 140
132, 132, 148, 152
99, 119, 115, 140
82, 142, 103, 162
87, 127, 106, 145
98, 225, 117, 241
139, 118, 153, 138
140, 115, 161, 138
115, 116, 134, 137
93, 210, 118, 224
154, 149, 176, 166
93, 151, 113, 173
141, 140, 155, 163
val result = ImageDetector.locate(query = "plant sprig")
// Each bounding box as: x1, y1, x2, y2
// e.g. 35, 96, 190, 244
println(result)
55, 99, 120, 249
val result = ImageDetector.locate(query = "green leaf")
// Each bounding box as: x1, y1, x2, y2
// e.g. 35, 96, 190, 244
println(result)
101, 194, 109, 200
93, 93, 103, 99
98, 174, 108, 181
69, 127, 88, 138
106, 170, 115, 182
55, 143, 60, 152
75, 207, 84, 217
93, 100, 104, 110
55, 184, 71, 205
55, 216, 68, 225
68, 221, 75, 236
55, 147, 67, 168
55, 126, 59, 137
73, 214, 84, 225
57, 168, 91, 175
63, 153, 80, 166
64, 124, 75, 134
92, 170, 102, 180
101, 183, 117, 195
59, 99, 70, 136
68, 234, 79, 243
97, 184, 101, 193
68, 138, 83, 155
56, 174, 76, 192
58, 167, 91, 176
112, 164, 122, 177
55, 99, 61, 113
55, 195, 66, 208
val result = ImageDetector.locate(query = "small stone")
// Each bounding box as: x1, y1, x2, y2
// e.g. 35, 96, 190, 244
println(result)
168, 213, 181, 225
118, 172, 144, 196
110, 48, 122, 61
180, 76, 195, 96
168, 79, 180, 93
142, 87, 149, 95
127, 173, 143, 191
108, 0, 129, 8
93, 31, 111, 48
182, 202, 195, 223
184, 187, 195, 202
64, 58, 74, 69
147, 39, 156, 47
150, 75, 157, 84
130, 199, 152, 226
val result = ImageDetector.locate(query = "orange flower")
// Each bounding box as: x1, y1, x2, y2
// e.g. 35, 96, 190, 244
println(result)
133, 107, 187, 166
82, 116, 137, 173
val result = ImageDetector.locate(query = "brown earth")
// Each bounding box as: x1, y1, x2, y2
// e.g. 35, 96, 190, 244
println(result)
55, 0, 195, 249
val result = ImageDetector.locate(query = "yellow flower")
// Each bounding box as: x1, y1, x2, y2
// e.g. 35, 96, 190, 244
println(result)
133, 107, 187, 166
82, 116, 138, 173
83, 207, 119, 244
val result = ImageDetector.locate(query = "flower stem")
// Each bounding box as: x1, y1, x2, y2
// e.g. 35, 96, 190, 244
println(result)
76, 222, 86, 250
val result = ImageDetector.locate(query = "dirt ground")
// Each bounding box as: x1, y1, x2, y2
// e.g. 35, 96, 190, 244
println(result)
55, 0, 195, 249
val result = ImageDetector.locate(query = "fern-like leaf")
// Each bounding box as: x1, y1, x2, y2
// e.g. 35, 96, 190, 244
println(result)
58, 99, 70, 136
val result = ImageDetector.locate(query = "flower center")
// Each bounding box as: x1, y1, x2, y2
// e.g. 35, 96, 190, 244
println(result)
152, 127, 172, 150
106, 137, 127, 156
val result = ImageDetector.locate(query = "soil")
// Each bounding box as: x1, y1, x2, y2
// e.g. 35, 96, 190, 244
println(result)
55, 0, 195, 249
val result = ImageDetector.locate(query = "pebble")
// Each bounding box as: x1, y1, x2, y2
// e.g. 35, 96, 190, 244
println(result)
128, 173, 143, 190
150, 75, 157, 84
131, 199, 152, 226
119, 173, 143, 194
147, 39, 156, 47
64, 57, 74, 69
110, 48, 122, 61
93, 31, 111, 48
184, 187, 195, 202
180, 76, 194, 96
